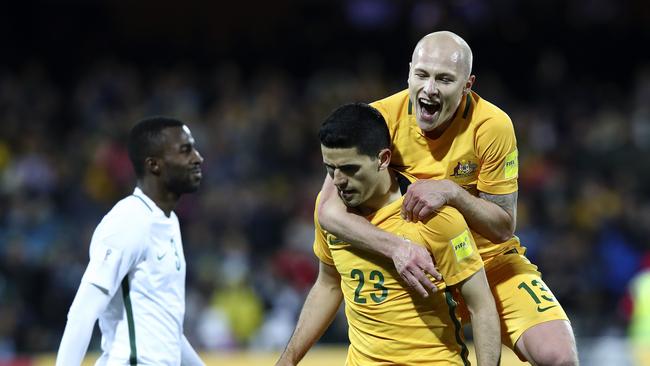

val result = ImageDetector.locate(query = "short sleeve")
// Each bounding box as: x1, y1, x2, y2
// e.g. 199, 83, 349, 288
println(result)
81, 214, 147, 297
313, 194, 334, 266
417, 206, 483, 286
475, 113, 519, 195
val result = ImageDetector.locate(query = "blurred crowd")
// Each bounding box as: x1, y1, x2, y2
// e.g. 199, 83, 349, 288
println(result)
0, 56, 648, 357
1, 0, 650, 358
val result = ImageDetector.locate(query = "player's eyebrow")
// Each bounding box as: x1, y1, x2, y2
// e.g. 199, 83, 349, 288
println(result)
324, 162, 356, 169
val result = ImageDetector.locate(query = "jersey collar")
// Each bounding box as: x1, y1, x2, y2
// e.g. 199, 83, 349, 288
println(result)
132, 187, 166, 216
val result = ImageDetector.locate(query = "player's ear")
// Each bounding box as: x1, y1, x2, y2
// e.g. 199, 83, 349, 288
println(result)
377, 148, 391, 171
145, 157, 161, 175
464, 75, 476, 94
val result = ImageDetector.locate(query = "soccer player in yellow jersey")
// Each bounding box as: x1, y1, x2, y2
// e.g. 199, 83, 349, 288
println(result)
276, 103, 500, 366
317, 32, 578, 365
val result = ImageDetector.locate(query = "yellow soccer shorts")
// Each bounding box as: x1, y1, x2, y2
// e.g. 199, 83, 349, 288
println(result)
455, 249, 570, 360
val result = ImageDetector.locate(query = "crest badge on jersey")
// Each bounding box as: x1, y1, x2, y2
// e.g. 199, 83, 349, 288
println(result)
450, 159, 478, 179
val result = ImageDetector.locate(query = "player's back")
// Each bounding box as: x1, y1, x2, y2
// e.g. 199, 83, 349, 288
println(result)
314, 194, 481, 365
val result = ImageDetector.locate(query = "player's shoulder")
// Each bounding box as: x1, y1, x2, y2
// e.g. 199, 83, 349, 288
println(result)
314, 192, 323, 217
313, 192, 326, 232
419, 205, 469, 240
471, 91, 514, 129
89, 194, 154, 255
370, 89, 410, 123
100, 194, 155, 231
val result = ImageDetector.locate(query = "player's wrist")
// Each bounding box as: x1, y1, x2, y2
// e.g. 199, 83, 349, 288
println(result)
442, 179, 462, 206
386, 235, 412, 260
381, 241, 396, 259
279, 349, 301, 365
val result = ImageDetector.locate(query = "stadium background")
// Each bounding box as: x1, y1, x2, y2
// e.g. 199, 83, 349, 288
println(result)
1, 0, 649, 365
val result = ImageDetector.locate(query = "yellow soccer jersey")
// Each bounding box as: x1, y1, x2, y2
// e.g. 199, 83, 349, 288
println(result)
313, 193, 483, 365
371, 89, 522, 260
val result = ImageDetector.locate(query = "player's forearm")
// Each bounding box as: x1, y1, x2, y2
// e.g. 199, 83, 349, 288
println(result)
469, 305, 501, 366
448, 184, 515, 243
318, 180, 400, 258
55, 283, 108, 366
460, 269, 501, 366
277, 275, 342, 364
55, 319, 95, 366
181, 335, 205, 366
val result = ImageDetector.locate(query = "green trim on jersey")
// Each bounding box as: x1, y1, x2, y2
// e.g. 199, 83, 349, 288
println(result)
121, 277, 138, 365
131, 194, 153, 212
408, 99, 413, 115
445, 289, 470, 366
462, 94, 471, 119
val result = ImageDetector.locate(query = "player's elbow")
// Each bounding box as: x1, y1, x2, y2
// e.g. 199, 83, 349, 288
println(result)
468, 298, 498, 320
487, 219, 515, 244
492, 228, 514, 244
463, 278, 498, 320
317, 196, 338, 232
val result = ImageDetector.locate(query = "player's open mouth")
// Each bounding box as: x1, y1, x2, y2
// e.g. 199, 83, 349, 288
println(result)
191, 168, 202, 178
419, 98, 440, 120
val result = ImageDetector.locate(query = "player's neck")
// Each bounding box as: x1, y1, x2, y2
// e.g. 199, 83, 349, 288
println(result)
357, 170, 401, 216
137, 179, 179, 217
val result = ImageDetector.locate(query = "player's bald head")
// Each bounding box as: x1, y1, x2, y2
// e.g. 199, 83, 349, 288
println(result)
412, 31, 473, 79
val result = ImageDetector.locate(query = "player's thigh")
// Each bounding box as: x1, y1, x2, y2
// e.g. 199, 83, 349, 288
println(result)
485, 257, 570, 352
516, 319, 577, 365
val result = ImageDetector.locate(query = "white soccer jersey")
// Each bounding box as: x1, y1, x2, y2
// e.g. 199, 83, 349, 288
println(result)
80, 187, 187, 366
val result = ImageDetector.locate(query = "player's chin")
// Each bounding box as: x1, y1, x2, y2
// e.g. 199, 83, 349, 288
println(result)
417, 120, 436, 132
179, 179, 202, 194
418, 111, 446, 131
341, 197, 359, 208
189, 178, 202, 191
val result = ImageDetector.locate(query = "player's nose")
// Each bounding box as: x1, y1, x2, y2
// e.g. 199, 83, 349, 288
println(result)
332, 170, 347, 187
423, 79, 437, 96
192, 149, 204, 164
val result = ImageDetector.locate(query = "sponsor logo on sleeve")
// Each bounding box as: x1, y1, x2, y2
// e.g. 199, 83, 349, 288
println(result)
450, 230, 473, 262
103, 248, 112, 261
504, 149, 518, 179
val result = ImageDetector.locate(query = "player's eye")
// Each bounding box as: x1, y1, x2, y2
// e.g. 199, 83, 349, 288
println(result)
340, 165, 360, 175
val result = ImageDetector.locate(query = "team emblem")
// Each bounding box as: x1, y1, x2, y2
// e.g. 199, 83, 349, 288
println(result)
451, 160, 478, 178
